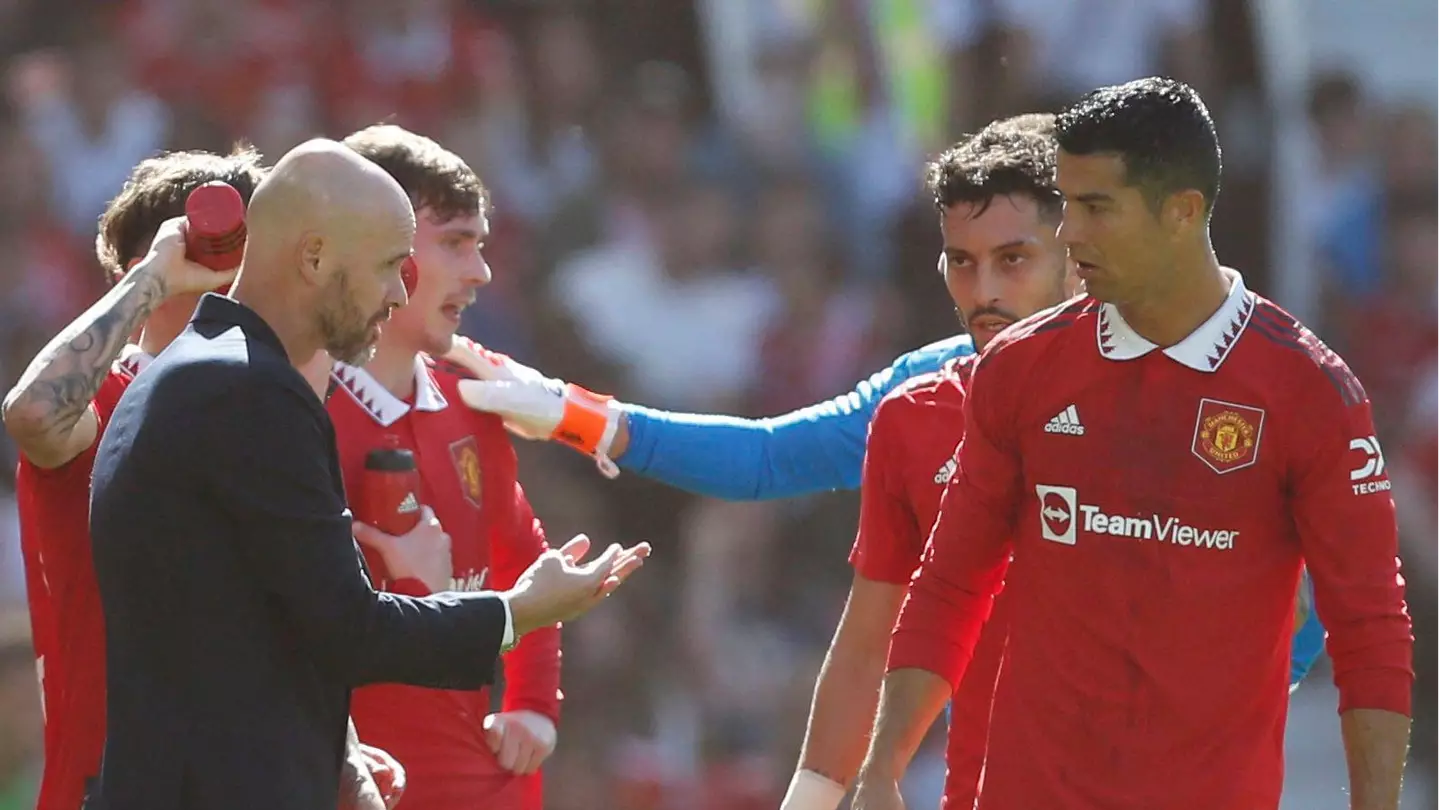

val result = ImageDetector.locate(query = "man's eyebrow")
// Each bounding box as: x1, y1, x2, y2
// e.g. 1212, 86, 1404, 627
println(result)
1073, 192, 1114, 205
441, 227, 485, 241
991, 239, 1039, 253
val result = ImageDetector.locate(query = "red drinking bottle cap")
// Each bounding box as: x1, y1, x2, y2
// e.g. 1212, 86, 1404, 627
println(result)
358, 437, 422, 538
184, 181, 248, 273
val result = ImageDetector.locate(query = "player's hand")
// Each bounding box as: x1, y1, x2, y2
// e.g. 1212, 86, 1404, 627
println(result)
850, 775, 906, 810
360, 744, 406, 809
135, 216, 239, 297
482, 709, 557, 775
505, 534, 651, 635
445, 336, 621, 478
353, 506, 453, 593
339, 747, 387, 810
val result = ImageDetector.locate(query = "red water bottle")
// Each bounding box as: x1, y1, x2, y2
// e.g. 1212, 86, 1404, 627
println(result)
356, 436, 422, 536
183, 181, 247, 272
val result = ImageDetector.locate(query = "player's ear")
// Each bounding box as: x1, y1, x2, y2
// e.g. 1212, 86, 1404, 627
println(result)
1162, 189, 1207, 236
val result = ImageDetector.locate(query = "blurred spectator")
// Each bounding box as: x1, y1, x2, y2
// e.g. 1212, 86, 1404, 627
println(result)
321, 0, 496, 134
550, 184, 778, 410
1303, 71, 1382, 296
530, 58, 713, 322
479, 7, 603, 225
8, 44, 167, 237
1314, 88, 1438, 326
1329, 190, 1437, 433
973, 0, 1214, 115
748, 175, 882, 414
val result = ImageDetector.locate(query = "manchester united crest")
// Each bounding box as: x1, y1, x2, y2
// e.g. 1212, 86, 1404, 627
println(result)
1191, 398, 1265, 474
449, 436, 484, 507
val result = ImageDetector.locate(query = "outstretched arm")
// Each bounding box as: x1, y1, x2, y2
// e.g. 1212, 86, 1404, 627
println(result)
446, 335, 972, 501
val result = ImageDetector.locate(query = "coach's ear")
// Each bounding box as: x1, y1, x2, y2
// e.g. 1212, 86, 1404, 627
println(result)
299, 233, 326, 286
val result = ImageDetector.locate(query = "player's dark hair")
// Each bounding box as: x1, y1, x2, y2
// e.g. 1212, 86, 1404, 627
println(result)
96, 144, 267, 285
926, 113, 1062, 220
1055, 76, 1222, 214
342, 124, 488, 223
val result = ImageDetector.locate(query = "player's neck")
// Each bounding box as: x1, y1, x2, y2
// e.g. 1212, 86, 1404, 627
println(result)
364, 340, 419, 400
1117, 251, 1228, 348
136, 301, 193, 357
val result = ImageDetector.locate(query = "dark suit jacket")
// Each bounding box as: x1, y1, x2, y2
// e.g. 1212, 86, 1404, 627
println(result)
88, 294, 510, 810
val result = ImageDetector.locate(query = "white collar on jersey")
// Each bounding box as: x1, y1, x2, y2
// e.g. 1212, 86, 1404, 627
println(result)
1096, 268, 1255, 373
330, 354, 447, 427
116, 344, 153, 378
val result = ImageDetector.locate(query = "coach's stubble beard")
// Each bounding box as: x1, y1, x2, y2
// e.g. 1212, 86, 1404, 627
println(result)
317, 270, 388, 367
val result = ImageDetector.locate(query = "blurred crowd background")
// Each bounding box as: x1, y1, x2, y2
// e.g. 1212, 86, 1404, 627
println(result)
0, 1, 1433, 808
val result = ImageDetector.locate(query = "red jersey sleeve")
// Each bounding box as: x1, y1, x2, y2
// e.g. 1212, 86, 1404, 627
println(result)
849, 394, 926, 584
1288, 364, 1413, 716
492, 482, 563, 722
888, 355, 1020, 691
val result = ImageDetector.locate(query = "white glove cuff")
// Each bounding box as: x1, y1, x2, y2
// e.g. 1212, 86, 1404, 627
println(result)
780, 770, 845, 810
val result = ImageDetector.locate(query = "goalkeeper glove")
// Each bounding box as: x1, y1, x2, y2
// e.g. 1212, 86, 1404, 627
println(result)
443, 336, 621, 479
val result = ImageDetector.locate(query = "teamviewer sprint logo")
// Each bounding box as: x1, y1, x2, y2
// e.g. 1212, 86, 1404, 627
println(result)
1036, 485, 1078, 545
1034, 484, 1239, 550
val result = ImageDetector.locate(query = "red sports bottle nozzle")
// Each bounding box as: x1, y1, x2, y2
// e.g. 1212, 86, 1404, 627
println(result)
184, 181, 247, 272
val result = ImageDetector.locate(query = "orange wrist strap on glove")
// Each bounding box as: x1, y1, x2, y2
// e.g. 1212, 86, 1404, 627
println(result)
555, 383, 621, 478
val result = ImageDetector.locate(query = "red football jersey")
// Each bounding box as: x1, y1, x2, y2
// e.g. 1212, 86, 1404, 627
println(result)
891, 273, 1413, 809
17, 347, 147, 810
850, 354, 1004, 809
328, 355, 561, 810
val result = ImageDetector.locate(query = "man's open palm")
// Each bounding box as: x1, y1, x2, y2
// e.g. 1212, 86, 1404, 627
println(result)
506, 534, 650, 634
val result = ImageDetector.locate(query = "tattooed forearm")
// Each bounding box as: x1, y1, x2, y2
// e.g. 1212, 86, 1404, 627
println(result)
2, 265, 168, 450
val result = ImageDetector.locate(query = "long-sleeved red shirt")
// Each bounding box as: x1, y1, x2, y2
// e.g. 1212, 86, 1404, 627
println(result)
850, 354, 1005, 809
890, 274, 1412, 809
16, 348, 145, 810
330, 355, 561, 810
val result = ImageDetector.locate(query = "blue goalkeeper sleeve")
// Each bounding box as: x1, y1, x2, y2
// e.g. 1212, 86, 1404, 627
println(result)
616, 332, 1324, 687
617, 335, 974, 500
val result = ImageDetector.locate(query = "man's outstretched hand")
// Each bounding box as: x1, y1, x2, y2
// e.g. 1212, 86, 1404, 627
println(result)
505, 534, 650, 635
444, 336, 624, 477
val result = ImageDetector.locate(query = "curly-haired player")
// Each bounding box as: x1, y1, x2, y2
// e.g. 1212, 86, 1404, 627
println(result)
2, 147, 264, 810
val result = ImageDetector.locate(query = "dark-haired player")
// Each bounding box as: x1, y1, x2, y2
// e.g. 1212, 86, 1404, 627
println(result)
333, 125, 561, 810
784, 115, 1072, 810
2, 149, 263, 810
855, 78, 1412, 810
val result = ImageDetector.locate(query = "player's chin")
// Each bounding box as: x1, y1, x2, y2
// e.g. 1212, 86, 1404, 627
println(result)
423, 322, 460, 357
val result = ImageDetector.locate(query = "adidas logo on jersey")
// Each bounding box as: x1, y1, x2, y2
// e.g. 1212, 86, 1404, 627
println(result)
934, 457, 957, 485
397, 492, 420, 514
1044, 405, 1085, 436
